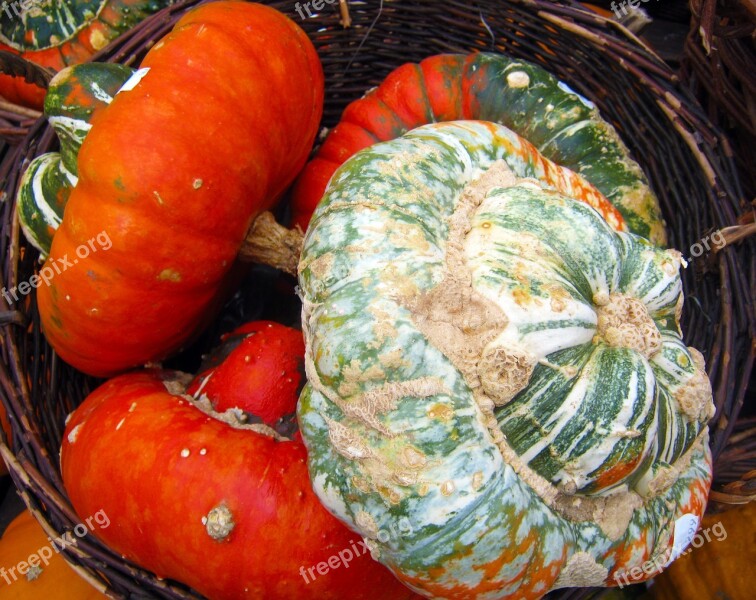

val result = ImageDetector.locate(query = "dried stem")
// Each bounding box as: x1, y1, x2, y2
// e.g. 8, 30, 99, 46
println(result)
238, 211, 304, 276
717, 223, 756, 249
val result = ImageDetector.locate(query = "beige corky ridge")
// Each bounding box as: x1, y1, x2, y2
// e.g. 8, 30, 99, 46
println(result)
300, 307, 445, 504
160, 375, 287, 440
675, 348, 716, 423
403, 160, 521, 406
400, 161, 686, 540
594, 293, 662, 358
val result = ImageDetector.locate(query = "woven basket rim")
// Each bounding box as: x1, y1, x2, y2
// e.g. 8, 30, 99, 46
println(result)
1, 1, 754, 598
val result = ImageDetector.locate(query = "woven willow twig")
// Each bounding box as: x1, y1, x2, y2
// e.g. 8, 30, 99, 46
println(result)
682, 0, 756, 196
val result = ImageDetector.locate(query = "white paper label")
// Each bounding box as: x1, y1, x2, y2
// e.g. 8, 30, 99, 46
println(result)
557, 81, 596, 109
666, 514, 699, 565
117, 68, 151, 94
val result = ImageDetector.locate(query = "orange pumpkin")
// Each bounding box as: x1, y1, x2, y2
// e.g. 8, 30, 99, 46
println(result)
37, 1, 324, 377
0, 510, 106, 599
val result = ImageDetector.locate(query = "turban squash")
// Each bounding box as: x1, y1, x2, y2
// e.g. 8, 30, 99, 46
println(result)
297, 121, 714, 599
0, 0, 170, 108
290, 52, 666, 246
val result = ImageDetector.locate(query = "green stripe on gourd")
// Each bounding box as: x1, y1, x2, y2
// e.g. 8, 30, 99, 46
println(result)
18, 153, 71, 256
297, 121, 713, 599
464, 53, 665, 244
18, 63, 134, 255
45, 62, 135, 176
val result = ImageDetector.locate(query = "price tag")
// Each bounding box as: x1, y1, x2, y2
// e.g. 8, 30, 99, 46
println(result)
666, 514, 699, 565
118, 68, 151, 94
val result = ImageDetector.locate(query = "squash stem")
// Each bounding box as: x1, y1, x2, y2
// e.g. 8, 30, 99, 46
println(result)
239, 211, 304, 276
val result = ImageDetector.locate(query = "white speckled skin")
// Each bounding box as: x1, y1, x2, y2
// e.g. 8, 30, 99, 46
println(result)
298, 122, 713, 599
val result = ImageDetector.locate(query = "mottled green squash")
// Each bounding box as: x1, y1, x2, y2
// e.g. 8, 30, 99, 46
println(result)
0, 0, 170, 108
297, 121, 714, 599
17, 63, 134, 255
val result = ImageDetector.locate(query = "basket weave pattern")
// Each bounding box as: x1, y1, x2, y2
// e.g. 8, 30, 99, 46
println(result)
682, 0, 756, 197
0, 0, 753, 597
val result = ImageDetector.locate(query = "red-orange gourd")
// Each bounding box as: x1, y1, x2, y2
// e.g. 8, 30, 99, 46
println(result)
61, 321, 417, 599
36, 1, 324, 377
289, 53, 666, 246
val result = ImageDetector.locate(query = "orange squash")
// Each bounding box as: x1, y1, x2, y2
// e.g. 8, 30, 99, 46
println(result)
0, 510, 106, 599
36, 1, 324, 377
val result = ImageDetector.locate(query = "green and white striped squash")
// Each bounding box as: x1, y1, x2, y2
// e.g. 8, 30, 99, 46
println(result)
297, 121, 714, 599
17, 62, 134, 255
0, 0, 164, 52
0, 0, 170, 108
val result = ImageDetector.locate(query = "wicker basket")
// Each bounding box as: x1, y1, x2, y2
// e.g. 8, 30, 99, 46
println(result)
0, 48, 54, 144
679, 0, 756, 510
682, 0, 756, 197
0, 0, 753, 598
0, 103, 40, 146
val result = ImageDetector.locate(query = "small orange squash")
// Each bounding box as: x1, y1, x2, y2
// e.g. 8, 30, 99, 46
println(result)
0, 510, 106, 599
